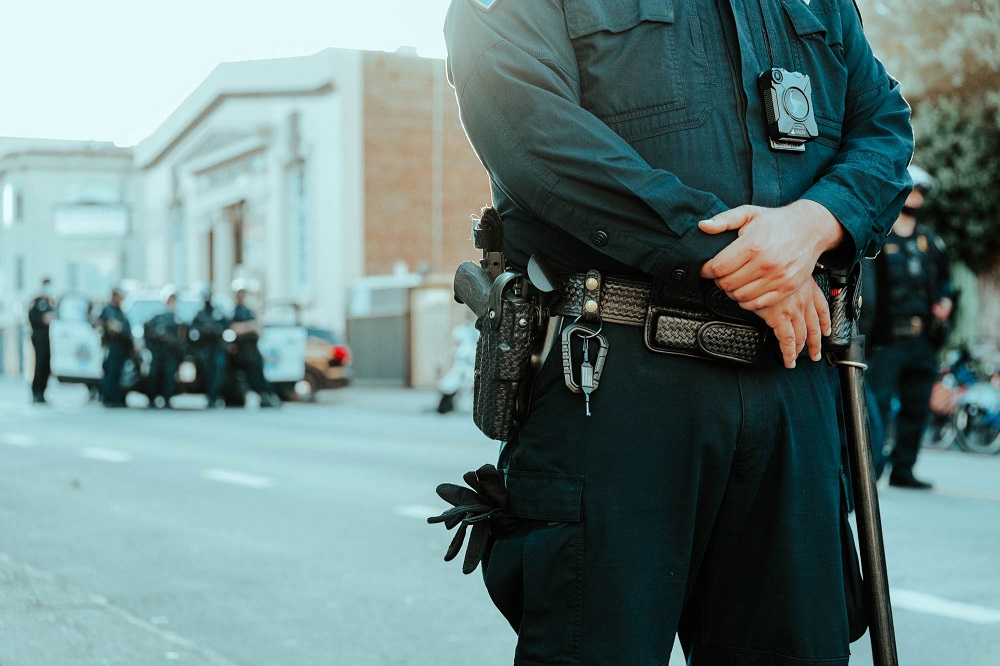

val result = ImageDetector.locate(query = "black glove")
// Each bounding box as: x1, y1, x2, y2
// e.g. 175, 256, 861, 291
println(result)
427, 464, 509, 575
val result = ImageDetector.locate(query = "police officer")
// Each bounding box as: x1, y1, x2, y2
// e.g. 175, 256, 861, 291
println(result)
442, 0, 913, 663
97, 286, 133, 408
228, 283, 280, 408
27, 278, 56, 404
866, 166, 952, 489
144, 289, 185, 409
190, 285, 229, 409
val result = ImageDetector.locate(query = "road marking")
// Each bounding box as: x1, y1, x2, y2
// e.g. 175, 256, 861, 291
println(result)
893, 589, 1000, 624
202, 469, 273, 489
1, 433, 36, 447
395, 505, 441, 519
81, 448, 133, 463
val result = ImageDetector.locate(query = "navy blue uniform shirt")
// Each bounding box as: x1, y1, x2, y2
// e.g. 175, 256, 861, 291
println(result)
444, 0, 914, 285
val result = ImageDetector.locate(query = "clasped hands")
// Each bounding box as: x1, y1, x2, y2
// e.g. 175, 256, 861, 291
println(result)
698, 200, 845, 369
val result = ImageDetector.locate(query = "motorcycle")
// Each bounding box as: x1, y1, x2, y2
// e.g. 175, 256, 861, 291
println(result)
921, 352, 977, 450
953, 373, 1000, 455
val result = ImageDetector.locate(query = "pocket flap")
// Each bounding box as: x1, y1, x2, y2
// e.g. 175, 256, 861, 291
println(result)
780, 0, 828, 37
506, 470, 584, 522
565, 0, 674, 38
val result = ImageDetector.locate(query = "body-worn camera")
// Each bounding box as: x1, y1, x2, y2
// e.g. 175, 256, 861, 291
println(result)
758, 68, 818, 152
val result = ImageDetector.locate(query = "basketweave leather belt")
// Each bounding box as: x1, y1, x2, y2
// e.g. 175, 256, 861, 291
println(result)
552, 271, 770, 366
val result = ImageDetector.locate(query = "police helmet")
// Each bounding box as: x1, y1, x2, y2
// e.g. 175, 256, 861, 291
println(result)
908, 165, 940, 198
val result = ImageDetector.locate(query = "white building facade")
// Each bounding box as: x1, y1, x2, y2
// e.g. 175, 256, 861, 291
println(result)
136, 49, 367, 335
0, 139, 140, 377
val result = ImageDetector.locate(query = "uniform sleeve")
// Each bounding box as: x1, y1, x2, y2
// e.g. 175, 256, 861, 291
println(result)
444, 0, 736, 283
800, 0, 914, 268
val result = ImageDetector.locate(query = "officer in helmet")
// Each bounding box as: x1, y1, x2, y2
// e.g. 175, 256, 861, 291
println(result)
866, 164, 954, 488
228, 280, 281, 408
96, 286, 133, 408
144, 287, 185, 408
189, 284, 229, 409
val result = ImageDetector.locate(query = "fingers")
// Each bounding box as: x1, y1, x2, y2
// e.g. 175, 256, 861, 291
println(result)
804, 298, 822, 362
737, 289, 786, 312
700, 237, 753, 279
774, 319, 798, 369
813, 285, 832, 337
698, 205, 758, 235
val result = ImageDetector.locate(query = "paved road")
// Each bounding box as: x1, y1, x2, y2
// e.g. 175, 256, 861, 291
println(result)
1, 379, 998, 665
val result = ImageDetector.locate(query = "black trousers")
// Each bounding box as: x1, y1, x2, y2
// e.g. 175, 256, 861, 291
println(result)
231, 345, 273, 395
198, 348, 227, 404
148, 349, 180, 402
483, 320, 856, 666
867, 336, 937, 476
101, 345, 128, 407
31, 335, 50, 399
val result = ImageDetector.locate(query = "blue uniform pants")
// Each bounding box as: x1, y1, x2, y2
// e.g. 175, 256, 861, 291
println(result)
148, 349, 180, 403
867, 336, 937, 476
101, 345, 128, 407
483, 321, 858, 665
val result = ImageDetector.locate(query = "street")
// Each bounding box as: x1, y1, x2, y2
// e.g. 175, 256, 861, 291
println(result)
2, 379, 999, 665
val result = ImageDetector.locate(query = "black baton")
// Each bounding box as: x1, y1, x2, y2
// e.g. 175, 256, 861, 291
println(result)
826, 270, 899, 666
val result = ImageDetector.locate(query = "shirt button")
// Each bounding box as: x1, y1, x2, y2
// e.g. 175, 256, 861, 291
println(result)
672, 269, 687, 283
591, 230, 609, 247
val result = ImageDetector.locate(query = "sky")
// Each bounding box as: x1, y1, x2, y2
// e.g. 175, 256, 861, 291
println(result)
0, 0, 453, 147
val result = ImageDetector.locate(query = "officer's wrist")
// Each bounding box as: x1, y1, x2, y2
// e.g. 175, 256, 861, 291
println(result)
791, 199, 844, 254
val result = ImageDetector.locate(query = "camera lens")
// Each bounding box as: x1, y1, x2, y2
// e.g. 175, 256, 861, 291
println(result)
782, 88, 810, 121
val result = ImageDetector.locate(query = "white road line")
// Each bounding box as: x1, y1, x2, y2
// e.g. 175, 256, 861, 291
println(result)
1, 433, 36, 447
893, 589, 1000, 624
395, 505, 441, 519
81, 447, 133, 463
202, 469, 273, 489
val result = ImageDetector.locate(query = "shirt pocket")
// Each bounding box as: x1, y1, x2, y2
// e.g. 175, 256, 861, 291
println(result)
564, 0, 712, 142
779, 0, 847, 149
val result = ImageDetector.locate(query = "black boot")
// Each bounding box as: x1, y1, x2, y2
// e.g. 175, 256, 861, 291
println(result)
888, 469, 933, 490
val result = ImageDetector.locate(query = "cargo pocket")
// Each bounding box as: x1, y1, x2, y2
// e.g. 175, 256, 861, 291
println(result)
482, 470, 585, 663
839, 466, 868, 642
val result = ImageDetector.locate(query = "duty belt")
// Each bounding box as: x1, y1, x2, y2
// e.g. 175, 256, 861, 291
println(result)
552, 271, 771, 366
890, 316, 927, 337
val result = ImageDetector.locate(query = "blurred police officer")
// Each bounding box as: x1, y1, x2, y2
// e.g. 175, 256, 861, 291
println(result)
97, 286, 133, 408
442, 0, 913, 663
144, 289, 184, 409
190, 285, 229, 409
866, 165, 953, 489
228, 283, 281, 408
27, 277, 56, 404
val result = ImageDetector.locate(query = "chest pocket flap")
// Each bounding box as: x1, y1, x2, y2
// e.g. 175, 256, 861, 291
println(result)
565, 0, 674, 38
780, 0, 844, 46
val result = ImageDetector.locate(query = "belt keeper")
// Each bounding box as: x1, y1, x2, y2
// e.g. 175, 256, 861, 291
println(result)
580, 269, 603, 322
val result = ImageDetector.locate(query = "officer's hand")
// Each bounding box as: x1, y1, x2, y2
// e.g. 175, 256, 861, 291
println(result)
932, 297, 953, 322
698, 200, 844, 310
753, 279, 832, 369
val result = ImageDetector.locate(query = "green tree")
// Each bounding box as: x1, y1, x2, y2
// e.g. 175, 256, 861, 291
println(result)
913, 93, 1000, 273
